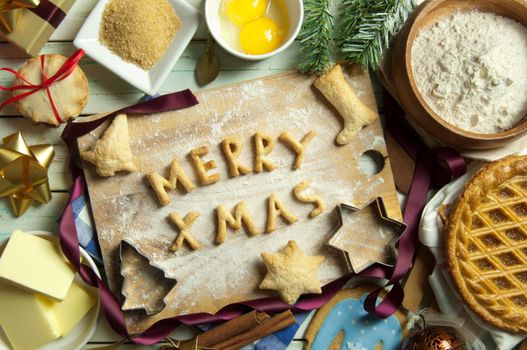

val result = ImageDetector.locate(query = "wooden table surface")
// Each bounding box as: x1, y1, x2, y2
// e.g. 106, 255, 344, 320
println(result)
0, 0, 386, 348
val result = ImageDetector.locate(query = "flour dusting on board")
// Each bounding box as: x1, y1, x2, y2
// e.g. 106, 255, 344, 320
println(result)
81, 72, 400, 333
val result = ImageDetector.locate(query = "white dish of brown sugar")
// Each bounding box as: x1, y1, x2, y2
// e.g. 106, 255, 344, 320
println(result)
411, 11, 527, 134
74, 0, 200, 95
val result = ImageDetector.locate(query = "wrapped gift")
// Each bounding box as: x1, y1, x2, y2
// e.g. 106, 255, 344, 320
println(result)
0, 0, 76, 57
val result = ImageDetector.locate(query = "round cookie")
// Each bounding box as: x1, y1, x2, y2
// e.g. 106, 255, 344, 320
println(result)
304, 284, 408, 350
13, 54, 89, 127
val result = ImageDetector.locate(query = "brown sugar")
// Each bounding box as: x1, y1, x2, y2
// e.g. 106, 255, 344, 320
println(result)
100, 0, 181, 70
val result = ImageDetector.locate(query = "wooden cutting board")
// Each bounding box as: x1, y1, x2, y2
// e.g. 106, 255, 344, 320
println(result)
78, 69, 402, 334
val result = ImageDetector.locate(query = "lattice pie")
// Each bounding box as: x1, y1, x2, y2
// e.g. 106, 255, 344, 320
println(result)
446, 155, 527, 332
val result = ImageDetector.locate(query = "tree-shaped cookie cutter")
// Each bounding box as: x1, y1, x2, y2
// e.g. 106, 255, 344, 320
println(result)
119, 240, 177, 316
326, 197, 406, 273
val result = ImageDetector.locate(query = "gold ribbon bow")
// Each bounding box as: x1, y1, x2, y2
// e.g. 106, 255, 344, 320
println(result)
0, 0, 39, 32
0, 132, 54, 217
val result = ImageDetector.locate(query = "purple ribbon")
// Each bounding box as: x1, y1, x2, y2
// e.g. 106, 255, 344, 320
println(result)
361, 94, 467, 318
60, 90, 202, 343
28, 0, 66, 29
58, 89, 466, 345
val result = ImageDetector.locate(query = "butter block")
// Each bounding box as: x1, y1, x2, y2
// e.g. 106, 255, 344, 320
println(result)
0, 230, 75, 300
0, 281, 61, 350
37, 279, 97, 336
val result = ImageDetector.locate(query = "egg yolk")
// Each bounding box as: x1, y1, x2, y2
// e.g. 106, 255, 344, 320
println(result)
225, 0, 267, 27
240, 18, 284, 55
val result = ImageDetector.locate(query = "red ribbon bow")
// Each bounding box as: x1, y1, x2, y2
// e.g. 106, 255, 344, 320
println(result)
0, 48, 85, 124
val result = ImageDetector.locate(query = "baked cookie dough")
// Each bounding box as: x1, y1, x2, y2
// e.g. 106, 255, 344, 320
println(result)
259, 240, 324, 304
314, 65, 378, 145
81, 114, 137, 177
304, 284, 408, 350
13, 54, 89, 127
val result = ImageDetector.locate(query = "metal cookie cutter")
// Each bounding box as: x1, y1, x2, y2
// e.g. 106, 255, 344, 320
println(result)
119, 240, 177, 315
326, 197, 406, 274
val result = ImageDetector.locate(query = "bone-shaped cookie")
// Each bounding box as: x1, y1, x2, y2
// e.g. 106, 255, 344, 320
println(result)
314, 65, 379, 145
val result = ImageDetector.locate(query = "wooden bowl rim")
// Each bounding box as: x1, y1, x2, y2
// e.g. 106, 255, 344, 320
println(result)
404, 0, 527, 142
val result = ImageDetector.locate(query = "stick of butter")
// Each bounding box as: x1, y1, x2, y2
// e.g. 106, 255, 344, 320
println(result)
0, 230, 75, 300
37, 279, 97, 337
0, 279, 97, 349
0, 281, 61, 349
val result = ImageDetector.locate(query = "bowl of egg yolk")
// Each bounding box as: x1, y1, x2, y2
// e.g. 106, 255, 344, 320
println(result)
205, 0, 302, 59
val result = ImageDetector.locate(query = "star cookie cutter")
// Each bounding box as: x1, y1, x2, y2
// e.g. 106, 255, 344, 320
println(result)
326, 197, 406, 274
119, 240, 177, 315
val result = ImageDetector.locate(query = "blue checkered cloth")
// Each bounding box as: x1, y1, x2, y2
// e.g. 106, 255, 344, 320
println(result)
251, 312, 309, 350
72, 194, 102, 264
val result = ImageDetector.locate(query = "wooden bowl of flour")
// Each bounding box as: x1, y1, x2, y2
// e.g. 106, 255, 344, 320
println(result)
391, 0, 527, 149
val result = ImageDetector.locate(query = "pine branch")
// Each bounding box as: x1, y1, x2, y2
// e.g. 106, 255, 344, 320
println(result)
298, 0, 334, 75
339, 0, 415, 70
335, 0, 369, 47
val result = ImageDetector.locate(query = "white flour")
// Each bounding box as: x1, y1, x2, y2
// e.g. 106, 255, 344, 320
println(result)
411, 11, 527, 134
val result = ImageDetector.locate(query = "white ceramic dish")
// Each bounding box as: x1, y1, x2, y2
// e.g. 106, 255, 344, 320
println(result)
205, 0, 303, 60
0, 231, 101, 350
74, 0, 201, 95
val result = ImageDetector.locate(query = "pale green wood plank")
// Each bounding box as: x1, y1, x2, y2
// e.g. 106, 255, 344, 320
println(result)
88, 308, 314, 344
86, 317, 121, 343
90, 317, 200, 343
0, 192, 69, 237
85, 344, 150, 349
288, 341, 305, 349
89, 311, 310, 342
0, 41, 301, 74
0, 41, 384, 116
85, 341, 304, 349
0, 42, 303, 116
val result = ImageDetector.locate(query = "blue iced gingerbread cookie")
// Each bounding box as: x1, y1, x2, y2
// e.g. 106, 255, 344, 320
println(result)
304, 285, 408, 350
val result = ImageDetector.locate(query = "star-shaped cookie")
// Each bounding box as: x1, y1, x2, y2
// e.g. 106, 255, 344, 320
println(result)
259, 240, 325, 304
81, 113, 137, 177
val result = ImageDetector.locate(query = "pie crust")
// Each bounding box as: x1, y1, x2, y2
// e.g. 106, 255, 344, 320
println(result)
446, 155, 527, 332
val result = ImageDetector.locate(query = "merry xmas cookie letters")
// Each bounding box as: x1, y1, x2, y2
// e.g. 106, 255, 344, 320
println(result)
77, 71, 399, 324
147, 130, 326, 252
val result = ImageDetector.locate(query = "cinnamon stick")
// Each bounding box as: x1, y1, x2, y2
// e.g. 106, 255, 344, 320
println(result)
213, 310, 296, 350
198, 311, 270, 347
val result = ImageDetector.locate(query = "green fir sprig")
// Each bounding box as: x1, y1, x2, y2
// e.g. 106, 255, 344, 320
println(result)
339, 0, 415, 70
336, 0, 370, 48
298, 0, 415, 74
298, 0, 334, 75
